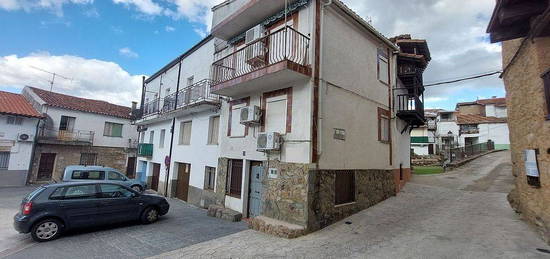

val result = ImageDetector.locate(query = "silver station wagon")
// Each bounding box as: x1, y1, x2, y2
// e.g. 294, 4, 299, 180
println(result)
62, 165, 147, 192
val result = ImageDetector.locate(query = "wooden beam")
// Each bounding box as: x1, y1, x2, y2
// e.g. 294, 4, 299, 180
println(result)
531, 5, 550, 38
490, 23, 531, 43
498, 1, 547, 26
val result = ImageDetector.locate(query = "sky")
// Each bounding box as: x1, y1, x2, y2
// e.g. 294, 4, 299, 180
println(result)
0, 0, 505, 110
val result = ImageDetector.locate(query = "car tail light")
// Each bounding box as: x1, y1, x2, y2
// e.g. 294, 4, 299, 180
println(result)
22, 202, 32, 215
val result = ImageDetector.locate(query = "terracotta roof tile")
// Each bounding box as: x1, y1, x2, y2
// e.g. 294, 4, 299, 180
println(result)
476, 97, 507, 107
0, 91, 42, 118
457, 114, 507, 125
29, 87, 132, 119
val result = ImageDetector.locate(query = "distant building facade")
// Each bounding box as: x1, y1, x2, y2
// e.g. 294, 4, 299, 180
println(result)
0, 91, 42, 186
410, 110, 438, 156
487, 0, 550, 244
22, 87, 139, 183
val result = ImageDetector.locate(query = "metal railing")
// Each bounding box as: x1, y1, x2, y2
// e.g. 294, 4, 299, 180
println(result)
446, 141, 495, 163
137, 143, 153, 157
211, 26, 310, 84
460, 128, 480, 135
38, 128, 94, 143
142, 79, 219, 117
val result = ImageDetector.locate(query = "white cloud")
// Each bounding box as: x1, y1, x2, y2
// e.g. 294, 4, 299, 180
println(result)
0, 52, 143, 106
112, 0, 163, 15
424, 97, 449, 103
119, 47, 139, 58
0, 0, 93, 16
165, 25, 175, 32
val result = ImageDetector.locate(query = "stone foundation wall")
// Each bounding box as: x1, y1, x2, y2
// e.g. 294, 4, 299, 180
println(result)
307, 169, 396, 231
187, 185, 218, 209
30, 144, 132, 183
261, 160, 314, 227
394, 168, 412, 193
214, 157, 229, 205
503, 37, 550, 244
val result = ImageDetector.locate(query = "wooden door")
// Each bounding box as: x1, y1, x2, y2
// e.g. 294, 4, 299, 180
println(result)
126, 157, 136, 179
248, 162, 264, 218
151, 163, 160, 191
37, 153, 56, 180
428, 144, 434, 155
176, 163, 191, 201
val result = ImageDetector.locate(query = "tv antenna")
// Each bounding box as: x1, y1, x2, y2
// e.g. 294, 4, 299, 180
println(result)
30, 65, 73, 92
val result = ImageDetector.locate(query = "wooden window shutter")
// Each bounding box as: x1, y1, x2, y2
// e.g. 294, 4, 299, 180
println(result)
335, 171, 355, 205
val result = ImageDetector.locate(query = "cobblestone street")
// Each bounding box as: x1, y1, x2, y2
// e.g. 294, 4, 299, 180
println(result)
152, 151, 550, 258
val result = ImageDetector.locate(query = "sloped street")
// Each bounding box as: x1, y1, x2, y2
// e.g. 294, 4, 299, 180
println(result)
151, 151, 549, 259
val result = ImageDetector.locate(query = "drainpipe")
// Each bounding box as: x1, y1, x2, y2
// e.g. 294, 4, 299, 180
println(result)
26, 118, 42, 185
164, 60, 183, 197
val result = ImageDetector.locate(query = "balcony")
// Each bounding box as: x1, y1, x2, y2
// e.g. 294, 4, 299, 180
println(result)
141, 79, 220, 120
211, 26, 311, 97
460, 128, 480, 135
38, 128, 94, 146
396, 94, 425, 127
212, 0, 302, 40
137, 143, 153, 157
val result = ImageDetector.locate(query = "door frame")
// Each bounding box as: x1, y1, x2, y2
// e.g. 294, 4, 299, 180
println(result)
247, 161, 264, 218
151, 163, 160, 191
175, 162, 191, 201
37, 153, 57, 181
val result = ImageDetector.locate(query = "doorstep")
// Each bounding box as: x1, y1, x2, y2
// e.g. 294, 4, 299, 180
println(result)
248, 216, 307, 239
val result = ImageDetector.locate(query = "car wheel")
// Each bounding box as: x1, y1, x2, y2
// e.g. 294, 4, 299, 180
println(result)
31, 219, 62, 242
141, 207, 159, 224
131, 185, 143, 192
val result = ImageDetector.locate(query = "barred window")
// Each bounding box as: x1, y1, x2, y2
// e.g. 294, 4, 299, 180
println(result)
204, 166, 216, 190
0, 152, 10, 169
79, 153, 97, 166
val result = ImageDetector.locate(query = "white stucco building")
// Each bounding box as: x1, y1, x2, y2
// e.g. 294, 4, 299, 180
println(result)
0, 91, 42, 186
21, 86, 139, 182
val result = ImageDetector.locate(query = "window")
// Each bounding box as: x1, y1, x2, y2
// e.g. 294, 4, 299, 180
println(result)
49, 187, 65, 200
543, 71, 550, 119
59, 116, 75, 131
440, 113, 452, 121
63, 184, 98, 200
104, 122, 123, 137
6, 116, 23, 125
226, 159, 243, 197
207, 116, 220, 145
204, 166, 216, 190
230, 104, 246, 137
140, 132, 145, 143
378, 108, 390, 143
159, 129, 166, 148
179, 121, 192, 145
377, 49, 389, 85
335, 171, 355, 205
99, 184, 134, 198
187, 76, 194, 86
71, 170, 105, 180
265, 95, 288, 134
79, 153, 97, 166
108, 171, 125, 181
149, 131, 155, 144
0, 152, 9, 169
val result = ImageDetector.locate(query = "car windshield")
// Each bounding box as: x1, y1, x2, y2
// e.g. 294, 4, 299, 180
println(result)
25, 187, 45, 201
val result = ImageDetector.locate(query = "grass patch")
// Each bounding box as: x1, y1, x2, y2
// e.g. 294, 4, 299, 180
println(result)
413, 166, 444, 175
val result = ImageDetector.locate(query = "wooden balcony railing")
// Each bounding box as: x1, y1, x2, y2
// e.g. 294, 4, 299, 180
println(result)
211, 26, 310, 84
396, 94, 424, 117
142, 79, 220, 118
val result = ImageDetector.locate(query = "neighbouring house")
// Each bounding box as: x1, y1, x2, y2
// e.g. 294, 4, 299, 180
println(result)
435, 110, 460, 152
135, 35, 222, 209
411, 109, 438, 156
0, 91, 43, 186
487, 0, 550, 244
455, 97, 510, 150
200, 0, 429, 236
21, 87, 139, 183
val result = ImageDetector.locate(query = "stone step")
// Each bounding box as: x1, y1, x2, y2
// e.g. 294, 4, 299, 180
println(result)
248, 216, 307, 239
207, 205, 242, 222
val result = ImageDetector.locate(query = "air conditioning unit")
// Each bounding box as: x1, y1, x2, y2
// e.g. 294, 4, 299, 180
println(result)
240, 106, 262, 125
245, 25, 266, 68
257, 132, 282, 152
17, 133, 34, 142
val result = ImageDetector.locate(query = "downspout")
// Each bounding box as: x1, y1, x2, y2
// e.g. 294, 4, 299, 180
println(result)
163, 60, 183, 197
312, 0, 323, 166
26, 118, 42, 185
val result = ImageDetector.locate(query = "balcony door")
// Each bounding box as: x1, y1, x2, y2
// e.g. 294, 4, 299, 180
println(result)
59, 116, 75, 132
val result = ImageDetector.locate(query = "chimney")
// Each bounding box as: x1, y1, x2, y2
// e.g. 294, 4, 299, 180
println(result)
131, 101, 137, 110
492, 96, 497, 99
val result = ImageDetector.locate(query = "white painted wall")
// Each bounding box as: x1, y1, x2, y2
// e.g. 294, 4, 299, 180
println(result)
485, 104, 507, 118
459, 123, 510, 147
0, 114, 39, 170
411, 145, 429, 156
42, 107, 137, 148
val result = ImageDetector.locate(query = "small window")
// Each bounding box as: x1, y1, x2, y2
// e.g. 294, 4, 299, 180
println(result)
377, 50, 389, 85
378, 108, 390, 143
104, 122, 123, 137
226, 159, 243, 197
440, 113, 452, 121
99, 184, 134, 198
64, 184, 98, 200
159, 129, 166, 148
71, 170, 105, 180
207, 116, 220, 145
6, 116, 23, 125
59, 116, 76, 131
265, 95, 288, 134
204, 166, 216, 190
335, 171, 355, 205
179, 121, 192, 145
0, 152, 9, 169
149, 131, 155, 144
140, 132, 145, 143
79, 153, 97, 166
108, 171, 125, 181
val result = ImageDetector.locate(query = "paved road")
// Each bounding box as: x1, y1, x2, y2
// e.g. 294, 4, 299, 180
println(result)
152, 151, 550, 258
0, 187, 247, 259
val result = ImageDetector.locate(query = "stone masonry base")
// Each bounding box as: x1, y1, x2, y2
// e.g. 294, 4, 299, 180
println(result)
248, 216, 306, 239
